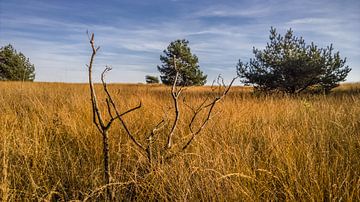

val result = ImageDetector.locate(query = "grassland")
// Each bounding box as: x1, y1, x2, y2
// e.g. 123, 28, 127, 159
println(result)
0, 81, 359, 201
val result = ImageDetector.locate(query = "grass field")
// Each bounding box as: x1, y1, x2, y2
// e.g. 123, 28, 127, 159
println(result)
1, 81, 359, 201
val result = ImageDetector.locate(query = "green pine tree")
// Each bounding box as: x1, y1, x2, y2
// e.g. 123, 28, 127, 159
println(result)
157, 39, 207, 86
237, 27, 351, 93
0, 44, 35, 81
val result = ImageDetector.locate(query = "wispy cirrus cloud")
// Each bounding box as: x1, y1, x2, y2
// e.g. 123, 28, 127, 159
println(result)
0, 0, 359, 83
192, 5, 271, 18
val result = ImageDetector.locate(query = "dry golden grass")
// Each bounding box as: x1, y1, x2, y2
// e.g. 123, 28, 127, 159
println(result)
0, 81, 359, 201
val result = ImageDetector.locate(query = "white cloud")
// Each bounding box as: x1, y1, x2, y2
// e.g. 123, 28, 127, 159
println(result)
288, 18, 337, 25
193, 5, 271, 18
1, 0, 359, 83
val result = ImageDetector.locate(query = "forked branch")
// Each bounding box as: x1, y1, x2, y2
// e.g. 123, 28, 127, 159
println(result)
87, 33, 112, 200
166, 55, 183, 149
165, 75, 238, 160
100, 66, 146, 155
87, 33, 145, 200
183, 76, 238, 150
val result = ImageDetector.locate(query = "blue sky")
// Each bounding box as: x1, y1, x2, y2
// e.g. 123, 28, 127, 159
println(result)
1, 0, 359, 84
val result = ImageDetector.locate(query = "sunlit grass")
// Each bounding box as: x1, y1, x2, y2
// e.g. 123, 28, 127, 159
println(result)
0, 81, 359, 200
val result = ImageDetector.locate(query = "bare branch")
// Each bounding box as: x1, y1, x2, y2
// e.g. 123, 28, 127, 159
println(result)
146, 119, 166, 164
114, 102, 142, 119
100, 66, 146, 154
106, 98, 114, 119
147, 119, 166, 140
87, 33, 112, 200
181, 100, 217, 151
166, 55, 180, 149
88, 33, 105, 129
184, 76, 238, 149
182, 97, 195, 113
165, 76, 238, 161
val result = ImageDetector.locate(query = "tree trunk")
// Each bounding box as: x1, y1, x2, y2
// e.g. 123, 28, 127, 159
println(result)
102, 130, 111, 200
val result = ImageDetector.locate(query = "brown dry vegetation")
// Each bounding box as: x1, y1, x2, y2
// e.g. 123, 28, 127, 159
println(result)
0, 81, 359, 201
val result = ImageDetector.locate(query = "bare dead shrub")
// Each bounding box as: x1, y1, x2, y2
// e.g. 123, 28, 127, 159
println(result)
86, 33, 237, 200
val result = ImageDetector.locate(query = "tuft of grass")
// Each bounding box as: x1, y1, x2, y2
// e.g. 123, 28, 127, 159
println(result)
0, 81, 359, 201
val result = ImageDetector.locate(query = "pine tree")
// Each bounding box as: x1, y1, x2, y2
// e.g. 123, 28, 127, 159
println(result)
157, 39, 207, 86
237, 27, 351, 93
0, 44, 35, 81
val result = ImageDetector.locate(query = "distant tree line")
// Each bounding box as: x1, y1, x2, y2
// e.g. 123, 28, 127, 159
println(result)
154, 27, 350, 93
1, 26, 350, 93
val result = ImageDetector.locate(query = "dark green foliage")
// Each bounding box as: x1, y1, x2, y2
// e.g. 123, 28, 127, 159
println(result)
237, 27, 351, 93
145, 75, 159, 84
0, 44, 35, 81
157, 39, 207, 86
